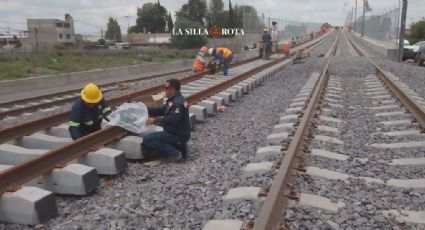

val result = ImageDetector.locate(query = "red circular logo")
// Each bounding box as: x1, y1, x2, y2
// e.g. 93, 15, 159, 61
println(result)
209, 25, 222, 38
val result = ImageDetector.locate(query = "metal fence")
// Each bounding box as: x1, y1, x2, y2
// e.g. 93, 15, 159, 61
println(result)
242, 13, 322, 46
352, 7, 400, 45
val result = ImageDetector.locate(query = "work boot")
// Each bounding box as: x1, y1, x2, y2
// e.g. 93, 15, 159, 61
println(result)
162, 152, 182, 163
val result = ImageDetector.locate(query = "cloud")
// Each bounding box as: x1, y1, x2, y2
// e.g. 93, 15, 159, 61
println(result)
0, 0, 423, 35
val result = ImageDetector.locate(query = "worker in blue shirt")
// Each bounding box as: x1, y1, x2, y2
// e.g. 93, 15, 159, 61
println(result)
143, 78, 191, 162
68, 83, 112, 140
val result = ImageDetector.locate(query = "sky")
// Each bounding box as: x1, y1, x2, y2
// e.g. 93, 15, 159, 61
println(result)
0, 0, 423, 36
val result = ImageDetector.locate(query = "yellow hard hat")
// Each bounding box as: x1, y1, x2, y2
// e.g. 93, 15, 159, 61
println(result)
263, 28, 268, 32
81, 83, 102, 103
200, 46, 208, 53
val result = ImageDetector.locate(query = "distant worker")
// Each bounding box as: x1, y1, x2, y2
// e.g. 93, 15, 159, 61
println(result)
209, 47, 233, 76
68, 83, 112, 140
143, 79, 191, 162
262, 28, 272, 59
193, 46, 209, 72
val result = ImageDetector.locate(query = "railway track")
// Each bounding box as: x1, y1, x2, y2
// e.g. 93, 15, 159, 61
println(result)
203, 30, 425, 229
0, 33, 330, 226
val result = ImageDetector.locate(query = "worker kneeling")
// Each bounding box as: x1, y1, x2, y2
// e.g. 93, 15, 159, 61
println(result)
68, 83, 112, 140
193, 46, 209, 72
143, 79, 191, 163
209, 47, 233, 76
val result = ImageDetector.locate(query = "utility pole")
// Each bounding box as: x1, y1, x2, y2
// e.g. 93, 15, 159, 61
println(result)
124, 16, 130, 30
398, 0, 408, 62
354, 0, 357, 33
361, 0, 366, 37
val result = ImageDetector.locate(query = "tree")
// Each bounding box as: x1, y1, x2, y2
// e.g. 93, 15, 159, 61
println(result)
166, 12, 174, 32
206, 0, 224, 25
228, 0, 234, 28
175, 0, 206, 25
170, 17, 207, 49
407, 18, 425, 44
105, 17, 122, 41
233, 5, 257, 28
128, 1, 167, 33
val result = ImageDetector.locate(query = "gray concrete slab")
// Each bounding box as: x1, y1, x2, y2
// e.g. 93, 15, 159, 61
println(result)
0, 186, 58, 225
109, 135, 144, 159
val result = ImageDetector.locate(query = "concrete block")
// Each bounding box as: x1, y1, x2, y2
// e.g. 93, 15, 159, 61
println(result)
223, 187, 262, 206
273, 123, 294, 133
138, 125, 163, 137
369, 105, 399, 110
317, 125, 339, 134
80, 148, 127, 175
18, 133, 72, 150
27, 163, 99, 195
189, 113, 197, 130
389, 157, 425, 166
236, 82, 249, 94
369, 94, 392, 99
45, 124, 71, 138
292, 97, 309, 103
0, 186, 58, 225
0, 144, 47, 165
380, 120, 411, 127
280, 115, 298, 123
292, 193, 345, 213
285, 107, 304, 114
371, 141, 425, 149
383, 210, 425, 224
109, 135, 144, 160
217, 92, 231, 105
210, 96, 225, 107
387, 179, 425, 188
374, 111, 405, 117
267, 132, 289, 145
311, 149, 349, 161
319, 116, 343, 124
306, 167, 350, 181
242, 161, 274, 177
189, 105, 207, 121
314, 135, 344, 145
290, 102, 306, 108
198, 100, 217, 115
254, 146, 282, 162
224, 89, 237, 101
378, 130, 421, 137
203, 220, 244, 230
230, 86, 243, 98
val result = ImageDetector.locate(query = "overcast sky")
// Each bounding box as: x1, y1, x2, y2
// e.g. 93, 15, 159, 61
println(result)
0, 0, 423, 35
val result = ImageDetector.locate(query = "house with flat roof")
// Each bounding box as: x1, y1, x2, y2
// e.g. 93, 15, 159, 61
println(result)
27, 14, 75, 50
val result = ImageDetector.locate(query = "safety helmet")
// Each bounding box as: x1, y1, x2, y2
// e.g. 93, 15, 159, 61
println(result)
208, 48, 215, 55
263, 28, 268, 32
81, 83, 102, 104
200, 46, 208, 53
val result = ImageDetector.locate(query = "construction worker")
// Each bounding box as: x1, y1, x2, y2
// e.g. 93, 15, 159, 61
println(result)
193, 46, 209, 72
262, 28, 272, 59
143, 78, 191, 162
209, 47, 233, 76
68, 83, 112, 140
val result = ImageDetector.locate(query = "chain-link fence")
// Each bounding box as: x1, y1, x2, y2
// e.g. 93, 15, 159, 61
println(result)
352, 8, 400, 45
242, 13, 322, 46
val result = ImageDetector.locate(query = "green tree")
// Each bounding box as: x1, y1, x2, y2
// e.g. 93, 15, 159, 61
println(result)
407, 18, 425, 44
208, 0, 224, 23
175, 0, 206, 25
166, 12, 174, 32
128, 1, 167, 33
105, 17, 122, 41
171, 17, 207, 49
228, 0, 234, 28
233, 5, 257, 28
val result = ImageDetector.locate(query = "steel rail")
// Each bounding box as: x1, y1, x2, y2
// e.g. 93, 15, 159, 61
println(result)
346, 32, 425, 129
0, 57, 257, 144
253, 31, 340, 230
0, 68, 192, 120
0, 54, 293, 195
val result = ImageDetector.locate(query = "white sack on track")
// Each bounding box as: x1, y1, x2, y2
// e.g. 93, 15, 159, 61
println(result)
107, 102, 149, 134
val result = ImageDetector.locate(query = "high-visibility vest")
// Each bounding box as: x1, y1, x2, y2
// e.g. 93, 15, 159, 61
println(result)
193, 52, 206, 72
216, 47, 232, 59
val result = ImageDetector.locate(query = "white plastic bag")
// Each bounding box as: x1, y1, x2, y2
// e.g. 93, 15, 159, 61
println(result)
107, 102, 149, 134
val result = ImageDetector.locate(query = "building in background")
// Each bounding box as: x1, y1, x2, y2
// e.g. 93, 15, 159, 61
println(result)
26, 14, 76, 50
